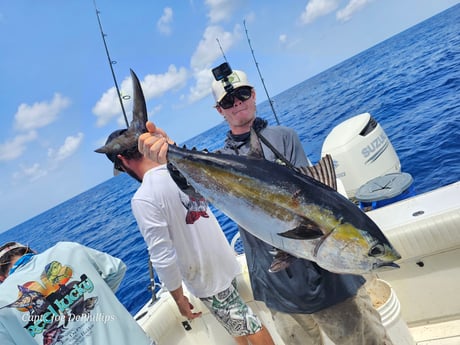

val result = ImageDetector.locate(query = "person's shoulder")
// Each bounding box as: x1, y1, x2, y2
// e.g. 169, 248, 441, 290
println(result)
45, 242, 84, 255
53, 241, 82, 250
135, 166, 166, 189
54, 241, 78, 246
263, 125, 298, 137
144, 165, 171, 182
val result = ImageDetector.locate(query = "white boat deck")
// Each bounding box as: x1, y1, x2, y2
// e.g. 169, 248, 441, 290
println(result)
136, 275, 460, 345
411, 319, 460, 345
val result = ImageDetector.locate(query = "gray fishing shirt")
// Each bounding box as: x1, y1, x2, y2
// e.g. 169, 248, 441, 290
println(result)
218, 118, 365, 314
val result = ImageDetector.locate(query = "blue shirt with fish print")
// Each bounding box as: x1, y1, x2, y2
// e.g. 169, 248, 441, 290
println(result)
0, 242, 154, 345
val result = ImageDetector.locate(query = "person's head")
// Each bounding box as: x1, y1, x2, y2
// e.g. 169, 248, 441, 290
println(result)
212, 69, 257, 135
0, 242, 35, 283
103, 129, 144, 182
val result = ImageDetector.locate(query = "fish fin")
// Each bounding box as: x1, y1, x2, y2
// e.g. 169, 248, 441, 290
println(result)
247, 128, 265, 159
297, 154, 337, 191
268, 249, 297, 273
167, 163, 203, 198
278, 222, 323, 240
130, 69, 148, 133
94, 70, 147, 155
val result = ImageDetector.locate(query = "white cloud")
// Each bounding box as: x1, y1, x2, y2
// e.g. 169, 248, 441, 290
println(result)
188, 25, 241, 102
143, 65, 188, 98
48, 132, 84, 161
279, 34, 288, 44
0, 131, 38, 161
13, 162, 48, 182
190, 25, 240, 71
300, 0, 340, 24
188, 69, 215, 103
95, 1, 241, 124
13, 93, 71, 131
205, 0, 239, 24
337, 0, 371, 22
93, 66, 188, 127
10, 132, 84, 182
92, 87, 124, 127
157, 7, 173, 35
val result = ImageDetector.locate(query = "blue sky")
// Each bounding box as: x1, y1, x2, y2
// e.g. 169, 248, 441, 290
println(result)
1, 0, 458, 232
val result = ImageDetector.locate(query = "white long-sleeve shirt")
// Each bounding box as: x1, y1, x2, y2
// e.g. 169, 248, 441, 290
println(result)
0, 241, 154, 345
131, 165, 240, 298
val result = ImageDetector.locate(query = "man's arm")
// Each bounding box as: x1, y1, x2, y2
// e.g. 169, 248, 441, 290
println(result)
80, 244, 127, 292
131, 198, 202, 320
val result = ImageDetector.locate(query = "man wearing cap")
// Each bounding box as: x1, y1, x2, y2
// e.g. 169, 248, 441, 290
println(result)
96, 131, 275, 345
0, 241, 155, 344
138, 66, 393, 345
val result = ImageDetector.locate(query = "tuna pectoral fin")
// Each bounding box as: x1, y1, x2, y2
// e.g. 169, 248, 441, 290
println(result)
278, 223, 323, 240
269, 250, 297, 273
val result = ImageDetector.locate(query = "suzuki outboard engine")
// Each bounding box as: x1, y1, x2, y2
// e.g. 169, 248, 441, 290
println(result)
321, 113, 400, 199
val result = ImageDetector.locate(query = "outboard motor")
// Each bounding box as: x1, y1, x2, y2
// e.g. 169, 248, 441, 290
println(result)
321, 113, 400, 199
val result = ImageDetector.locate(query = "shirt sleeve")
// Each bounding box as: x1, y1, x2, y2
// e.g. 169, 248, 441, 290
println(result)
131, 198, 182, 292
0, 323, 15, 345
79, 243, 127, 292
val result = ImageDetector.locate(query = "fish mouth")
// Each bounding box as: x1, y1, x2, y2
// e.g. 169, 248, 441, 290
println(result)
373, 262, 400, 271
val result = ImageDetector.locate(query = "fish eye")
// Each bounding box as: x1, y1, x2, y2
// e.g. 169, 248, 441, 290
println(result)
369, 244, 385, 257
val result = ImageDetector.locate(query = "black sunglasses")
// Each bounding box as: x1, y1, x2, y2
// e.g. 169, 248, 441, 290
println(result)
218, 87, 253, 109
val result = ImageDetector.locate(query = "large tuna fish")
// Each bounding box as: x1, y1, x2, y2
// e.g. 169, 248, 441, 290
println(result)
95, 70, 401, 274
166, 139, 401, 275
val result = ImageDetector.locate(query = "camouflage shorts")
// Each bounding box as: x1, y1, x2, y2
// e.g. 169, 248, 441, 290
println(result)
200, 279, 262, 337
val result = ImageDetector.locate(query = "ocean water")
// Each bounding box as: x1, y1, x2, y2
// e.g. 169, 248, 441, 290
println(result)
1, 4, 459, 316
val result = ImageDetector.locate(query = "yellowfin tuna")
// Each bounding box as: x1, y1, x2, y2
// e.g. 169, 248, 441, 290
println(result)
166, 141, 401, 275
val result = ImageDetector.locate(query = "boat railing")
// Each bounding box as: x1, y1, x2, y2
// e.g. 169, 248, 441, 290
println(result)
230, 232, 242, 254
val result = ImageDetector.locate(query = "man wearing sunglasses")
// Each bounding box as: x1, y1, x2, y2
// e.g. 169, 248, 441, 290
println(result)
0, 241, 155, 344
138, 67, 393, 345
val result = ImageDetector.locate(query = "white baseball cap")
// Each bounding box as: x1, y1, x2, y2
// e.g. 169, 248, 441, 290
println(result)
211, 70, 253, 103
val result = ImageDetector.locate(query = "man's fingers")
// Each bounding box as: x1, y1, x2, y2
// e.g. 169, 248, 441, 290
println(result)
138, 121, 172, 164
187, 302, 202, 319
157, 139, 169, 164
188, 311, 202, 319
146, 121, 156, 133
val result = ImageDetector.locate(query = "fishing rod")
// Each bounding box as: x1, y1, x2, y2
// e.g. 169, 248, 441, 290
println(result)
93, 0, 129, 128
243, 20, 280, 125
216, 38, 228, 63
93, 3, 158, 303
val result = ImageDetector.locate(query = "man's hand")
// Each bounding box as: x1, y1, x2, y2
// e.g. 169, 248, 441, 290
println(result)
174, 295, 202, 320
138, 121, 173, 165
